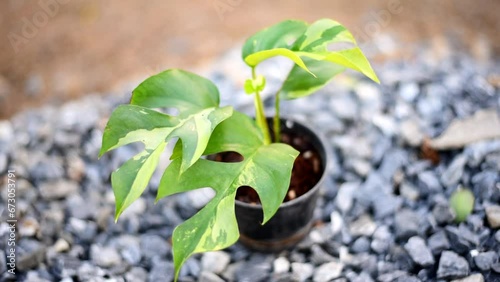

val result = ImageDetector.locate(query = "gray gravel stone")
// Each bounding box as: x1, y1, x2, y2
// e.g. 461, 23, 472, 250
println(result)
451, 273, 484, 282
395, 209, 420, 240
335, 182, 359, 213
291, 262, 314, 282
349, 214, 377, 237
0, 250, 7, 274
351, 237, 371, 254
199, 271, 225, 282
433, 203, 456, 225
486, 205, 500, 228
437, 251, 470, 280
404, 236, 435, 267
273, 257, 290, 274
428, 231, 450, 255
39, 180, 79, 200
17, 239, 46, 271
90, 245, 122, 268
371, 225, 392, 254
441, 154, 467, 187
201, 251, 231, 274
140, 234, 170, 260
149, 259, 174, 282
311, 244, 336, 264
445, 225, 479, 254
313, 261, 344, 282
474, 251, 498, 271
124, 267, 148, 281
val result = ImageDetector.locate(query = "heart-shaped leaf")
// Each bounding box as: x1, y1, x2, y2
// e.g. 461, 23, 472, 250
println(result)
280, 58, 345, 99
100, 69, 234, 220
157, 111, 299, 279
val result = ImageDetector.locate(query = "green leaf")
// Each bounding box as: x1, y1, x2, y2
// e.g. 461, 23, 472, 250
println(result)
242, 19, 378, 87
131, 69, 220, 111
280, 57, 345, 99
101, 105, 232, 219
244, 75, 267, 94
157, 111, 299, 279
450, 188, 475, 223
322, 47, 379, 83
242, 20, 308, 60
292, 18, 356, 52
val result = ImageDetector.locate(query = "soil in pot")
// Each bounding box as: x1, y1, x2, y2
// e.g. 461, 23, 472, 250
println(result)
211, 130, 324, 204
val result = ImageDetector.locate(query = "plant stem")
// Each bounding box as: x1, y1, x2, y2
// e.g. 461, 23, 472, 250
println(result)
252, 67, 271, 145
273, 87, 281, 143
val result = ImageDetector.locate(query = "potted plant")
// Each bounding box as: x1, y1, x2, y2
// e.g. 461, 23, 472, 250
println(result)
99, 18, 378, 280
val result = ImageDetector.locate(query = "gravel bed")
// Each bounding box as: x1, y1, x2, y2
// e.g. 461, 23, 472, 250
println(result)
0, 46, 499, 282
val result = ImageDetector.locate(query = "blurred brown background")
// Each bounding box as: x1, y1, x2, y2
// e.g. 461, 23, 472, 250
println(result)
1, 0, 498, 119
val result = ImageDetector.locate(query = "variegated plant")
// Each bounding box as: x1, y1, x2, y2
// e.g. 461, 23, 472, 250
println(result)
100, 19, 379, 280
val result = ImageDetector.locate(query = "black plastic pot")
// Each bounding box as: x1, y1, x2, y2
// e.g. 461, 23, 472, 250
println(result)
235, 117, 330, 252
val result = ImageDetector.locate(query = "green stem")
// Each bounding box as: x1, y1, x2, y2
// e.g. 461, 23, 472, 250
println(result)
252, 67, 271, 145
273, 88, 281, 143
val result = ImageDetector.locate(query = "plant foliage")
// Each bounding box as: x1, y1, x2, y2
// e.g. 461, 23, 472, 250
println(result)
100, 19, 379, 280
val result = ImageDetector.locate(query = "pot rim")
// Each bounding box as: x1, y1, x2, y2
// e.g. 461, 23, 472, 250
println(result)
235, 116, 332, 210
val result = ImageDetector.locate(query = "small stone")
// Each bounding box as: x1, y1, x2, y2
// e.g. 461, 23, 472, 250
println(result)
124, 267, 148, 282
428, 231, 450, 255
350, 272, 375, 282
199, 271, 225, 282
330, 94, 358, 120
451, 274, 485, 282
418, 171, 442, 193
400, 119, 424, 146
372, 193, 402, 219
19, 217, 40, 237
271, 272, 301, 282
432, 203, 456, 225
349, 214, 377, 237
0, 251, 7, 274
441, 154, 467, 187
437, 251, 470, 280
77, 262, 105, 280
430, 109, 500, 150
273, 257, 290, 274
313, 261, 344, 282
400, 181, 420, 201
395, 209, 420, 240
377, 270, 408, 282
371, 225, 392, 254
0, 153, 7, 173
140, 234, 170, 260
235, 254, 272, 282
492, 263, 500, 273
445, 225, 479, 254
67, 218, 97, 242
335, 182, 359, 213
474, 251, 497, 271
17, 239, 46, 271
399, 82, 419, 102
404, 236, 435, 267
330, 211, 344, 236
221, 262, 244, 281
90, 245, 122, 268
291, 263, 314, 282
39, 180, 79, 200
495, 230, 500, 242
52, 238, 70, 253
311, 244, 336, 264
351, 237, 370, 254
485, 205, 500, 228
201, 251, 231, 274
149, 259, 175, 282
